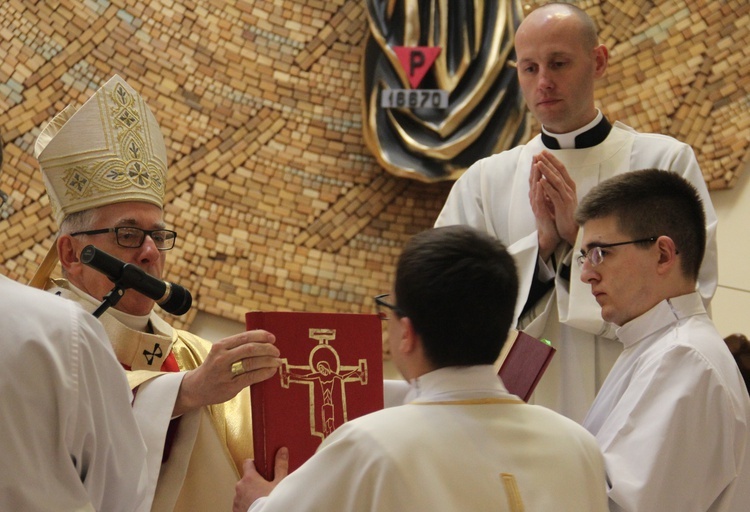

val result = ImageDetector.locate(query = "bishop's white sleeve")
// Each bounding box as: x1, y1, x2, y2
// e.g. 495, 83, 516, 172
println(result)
74, 310, 152, 512
130, 370, 186, 510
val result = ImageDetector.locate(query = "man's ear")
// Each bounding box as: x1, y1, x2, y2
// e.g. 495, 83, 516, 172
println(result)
57, 235, 82, 275
396, 316, 419, 355
593, 44, 608, 78
655, 235, 679, 274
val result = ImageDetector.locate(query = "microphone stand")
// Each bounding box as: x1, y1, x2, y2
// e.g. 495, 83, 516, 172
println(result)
91, 265, 144, 318
92, 286, 125, 318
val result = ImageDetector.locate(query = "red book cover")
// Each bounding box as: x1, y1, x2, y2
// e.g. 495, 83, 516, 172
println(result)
246, 311, 384, 480
495, 330, 556, 402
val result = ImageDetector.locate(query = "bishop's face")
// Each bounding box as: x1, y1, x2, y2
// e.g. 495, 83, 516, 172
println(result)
64, 201, 168, 317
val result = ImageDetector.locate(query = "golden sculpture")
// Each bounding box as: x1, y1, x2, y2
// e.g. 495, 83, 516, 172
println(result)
362, 0, 529, 182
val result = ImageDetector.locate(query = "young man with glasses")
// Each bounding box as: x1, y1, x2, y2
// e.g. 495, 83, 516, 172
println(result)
31, 75, 281, 512
576, 169, 750, 511
233, 225, 608, 511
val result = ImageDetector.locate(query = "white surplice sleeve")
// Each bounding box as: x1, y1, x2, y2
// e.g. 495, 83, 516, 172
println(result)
248, 421, 406, 512
597, 345, 739, 511
0, 281, 149, 512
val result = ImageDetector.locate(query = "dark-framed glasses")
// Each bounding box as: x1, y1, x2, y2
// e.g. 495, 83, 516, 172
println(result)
70, 227, 178, 250
576, 237, 658, 268
374, 293, 404, 320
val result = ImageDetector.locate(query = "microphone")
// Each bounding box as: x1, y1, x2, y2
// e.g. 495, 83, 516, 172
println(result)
80, 245, 192, 316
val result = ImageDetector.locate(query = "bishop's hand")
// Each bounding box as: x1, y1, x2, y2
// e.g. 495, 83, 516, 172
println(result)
174, 329, 281, 417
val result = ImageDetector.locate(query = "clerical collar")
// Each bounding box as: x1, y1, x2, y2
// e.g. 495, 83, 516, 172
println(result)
65, 280, 152, 331
108, 306, 152, 332
541, 111, 612, 149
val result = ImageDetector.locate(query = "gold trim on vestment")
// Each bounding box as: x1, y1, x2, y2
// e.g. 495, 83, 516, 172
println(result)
501, 473, 525, 512
410, 397, 524, 406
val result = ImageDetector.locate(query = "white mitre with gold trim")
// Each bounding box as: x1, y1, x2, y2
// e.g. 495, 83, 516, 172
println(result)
35, 74, 167, 226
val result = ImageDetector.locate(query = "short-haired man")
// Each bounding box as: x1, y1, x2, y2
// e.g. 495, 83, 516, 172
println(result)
31, 75, 281, 511
576, 169, 750, 511
233, 225, 608, 512
435, 2, 718, 422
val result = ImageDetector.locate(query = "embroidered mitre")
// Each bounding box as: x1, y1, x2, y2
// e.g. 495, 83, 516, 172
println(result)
35, 75, 167, 226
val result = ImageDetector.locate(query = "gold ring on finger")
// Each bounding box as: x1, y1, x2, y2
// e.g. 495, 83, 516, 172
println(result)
231, 360, 245, 377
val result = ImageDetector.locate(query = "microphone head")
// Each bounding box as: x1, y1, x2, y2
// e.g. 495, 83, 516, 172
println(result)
81, 244, 123, 281
160, 283, 193, 316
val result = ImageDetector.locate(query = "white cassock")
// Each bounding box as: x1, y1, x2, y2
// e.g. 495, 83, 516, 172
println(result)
435, 120, 718, 422
249, 366, 609, 512
583, 293, 750, 512
0, 274, 149, 512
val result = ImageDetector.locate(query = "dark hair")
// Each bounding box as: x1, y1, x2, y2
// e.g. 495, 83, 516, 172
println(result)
575, 169, 706, 281
394, 225, 519, 368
